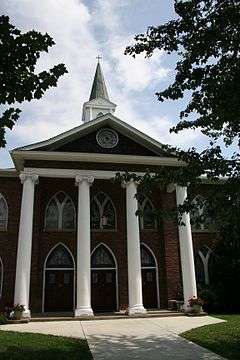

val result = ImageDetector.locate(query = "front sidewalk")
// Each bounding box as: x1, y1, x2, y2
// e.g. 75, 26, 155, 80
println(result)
0, 316, 225, 359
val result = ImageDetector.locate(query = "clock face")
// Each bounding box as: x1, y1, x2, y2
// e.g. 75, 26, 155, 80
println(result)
96, 128, 119, 148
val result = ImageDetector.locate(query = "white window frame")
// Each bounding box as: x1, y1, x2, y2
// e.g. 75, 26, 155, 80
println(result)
91, 243, 119, 310
91, 192, 117, 231
141, 243, 160, 308
42, 242, 75, 313
0, 193, 8, 231
198, 246, 213, 285
44, 191, 76, 231
139, 196, 157, 230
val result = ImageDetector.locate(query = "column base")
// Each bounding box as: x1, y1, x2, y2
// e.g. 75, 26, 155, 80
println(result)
74, 307, 94, 317
21, 309, 31, 319
127, 305, 146, 315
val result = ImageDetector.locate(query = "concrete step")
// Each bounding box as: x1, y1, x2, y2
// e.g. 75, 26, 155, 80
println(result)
30, 310, 184, 322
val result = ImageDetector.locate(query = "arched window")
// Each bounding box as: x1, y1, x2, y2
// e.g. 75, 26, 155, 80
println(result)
91, 192, 116, 230
0, 194, 8, 230
91, 245, 116, 268
191, 195, 213, 231
195, 246, 213, 285
0, 257, 3, 298
139, 196, 156, 230
45, 192, 75, 231
141, 245, 156, 268
46, 244, 74, 269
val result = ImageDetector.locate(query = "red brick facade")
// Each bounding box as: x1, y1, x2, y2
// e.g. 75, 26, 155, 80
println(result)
0, 173, 216, 313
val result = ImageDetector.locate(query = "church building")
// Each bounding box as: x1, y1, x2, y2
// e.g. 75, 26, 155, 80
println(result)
0, 62, 215, 318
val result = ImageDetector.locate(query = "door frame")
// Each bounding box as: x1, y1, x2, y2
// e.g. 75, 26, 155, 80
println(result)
141, 243, 160, 309
42, 242, 75, 313
91, 243, 119, 311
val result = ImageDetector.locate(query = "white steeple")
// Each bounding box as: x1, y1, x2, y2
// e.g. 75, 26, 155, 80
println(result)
82, 59, 116, 123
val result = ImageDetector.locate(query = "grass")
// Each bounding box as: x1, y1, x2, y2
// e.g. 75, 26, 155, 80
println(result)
181, 314, 240, 360
0, 331, 93, 360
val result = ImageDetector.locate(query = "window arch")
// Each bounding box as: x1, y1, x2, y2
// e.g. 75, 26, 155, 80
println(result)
139, 196, 157, 230
45, 192, 75, 231
91, 192, 116, 230
141, 244, 156, 268
195, 246, 213, 285
45, 244, 74, 269
91, 244, 116, 268
191, 195, 212, 231
0, 194, 8, 230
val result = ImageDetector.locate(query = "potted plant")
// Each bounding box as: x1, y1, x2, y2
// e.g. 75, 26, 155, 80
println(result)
188, 296, 204, 314
13, 304, 25, 320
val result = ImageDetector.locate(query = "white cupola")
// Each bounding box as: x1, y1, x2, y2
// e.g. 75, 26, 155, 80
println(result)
82, 60, 117, 123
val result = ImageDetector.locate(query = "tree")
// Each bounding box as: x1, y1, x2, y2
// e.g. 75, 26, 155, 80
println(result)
123, 0, 240, 310
0, 15, 67, 148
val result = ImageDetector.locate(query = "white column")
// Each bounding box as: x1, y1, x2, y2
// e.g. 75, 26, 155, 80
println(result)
176, 185, 197, 310
125, 180, 146, 315
14, 173, 38, 318
75, 175, 94, 317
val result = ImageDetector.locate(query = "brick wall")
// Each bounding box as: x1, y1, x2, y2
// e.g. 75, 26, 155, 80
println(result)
0, 175, 216, 313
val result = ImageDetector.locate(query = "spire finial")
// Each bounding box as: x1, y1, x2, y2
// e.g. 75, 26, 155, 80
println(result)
96, 55, 102, 63
89, 58, 109, 101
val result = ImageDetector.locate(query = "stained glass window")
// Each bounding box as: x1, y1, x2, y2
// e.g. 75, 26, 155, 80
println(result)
45, 192, 75, 231
91, 192, 116, 230
0, 194, 8, 230
91, 246, 115, 268
46, 245, 74, 268
139, 196, 156, 230
141, 246, 155, 268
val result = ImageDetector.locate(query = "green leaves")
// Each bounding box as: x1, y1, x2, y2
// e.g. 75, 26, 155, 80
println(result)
0, 15, 68, 148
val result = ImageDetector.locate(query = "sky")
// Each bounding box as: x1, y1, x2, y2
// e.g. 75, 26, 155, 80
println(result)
0, 0, 210, 168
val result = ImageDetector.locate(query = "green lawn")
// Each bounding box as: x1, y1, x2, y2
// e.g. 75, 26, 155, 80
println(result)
0, 331, 93, 360
181, 315, 240, 360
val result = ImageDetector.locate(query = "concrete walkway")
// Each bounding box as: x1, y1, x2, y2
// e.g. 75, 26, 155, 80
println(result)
0, 316, 225, 359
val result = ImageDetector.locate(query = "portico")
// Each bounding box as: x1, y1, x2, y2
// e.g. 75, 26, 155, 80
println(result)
13, 167, 197, 318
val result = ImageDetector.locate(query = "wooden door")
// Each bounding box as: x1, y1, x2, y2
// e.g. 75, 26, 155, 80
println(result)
45, 270, 74, 312
142, 269, 157, 309
91, 270, 116, 312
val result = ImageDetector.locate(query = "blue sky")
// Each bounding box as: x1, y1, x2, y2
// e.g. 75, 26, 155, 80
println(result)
0, 0, 209, 168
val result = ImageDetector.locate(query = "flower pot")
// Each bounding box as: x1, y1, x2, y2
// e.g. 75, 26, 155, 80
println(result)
14, 310, 23, 320
192, 304, 202, 314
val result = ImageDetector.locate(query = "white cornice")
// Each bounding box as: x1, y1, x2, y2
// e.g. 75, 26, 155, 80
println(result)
12, 113, 172, 156
11, 150, 184, 171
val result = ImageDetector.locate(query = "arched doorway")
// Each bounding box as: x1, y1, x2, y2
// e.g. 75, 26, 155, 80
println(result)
91, 244, 117, 312
141, 244, 159, 309
43, 244, 75, 312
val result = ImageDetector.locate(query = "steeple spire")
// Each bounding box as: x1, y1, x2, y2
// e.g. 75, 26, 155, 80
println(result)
89, 59, 109, 101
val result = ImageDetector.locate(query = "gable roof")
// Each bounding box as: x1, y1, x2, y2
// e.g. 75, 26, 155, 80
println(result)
13, 113, 171, 156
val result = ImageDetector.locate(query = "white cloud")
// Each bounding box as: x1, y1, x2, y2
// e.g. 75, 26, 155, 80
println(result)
0, 0, 204, 168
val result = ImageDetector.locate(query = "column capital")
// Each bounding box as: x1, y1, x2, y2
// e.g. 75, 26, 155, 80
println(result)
75, 175, 94, 186
19, 173, 39, 185
121, 179, 140, 189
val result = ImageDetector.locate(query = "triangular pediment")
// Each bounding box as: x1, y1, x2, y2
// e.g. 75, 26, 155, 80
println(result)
13, 113, 174, 158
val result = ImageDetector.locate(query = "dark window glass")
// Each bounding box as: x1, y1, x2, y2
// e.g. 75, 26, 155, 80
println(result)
91, 246, 115, 268
46, 245, 73, 268
0, 195, 8, 230
91, 192, 116, 230
141, 246, 155, 267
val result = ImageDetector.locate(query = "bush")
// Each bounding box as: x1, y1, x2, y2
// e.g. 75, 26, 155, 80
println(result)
0, 314, 7, 325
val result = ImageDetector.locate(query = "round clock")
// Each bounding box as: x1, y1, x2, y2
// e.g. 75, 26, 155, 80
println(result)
96, 128, 119, 148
